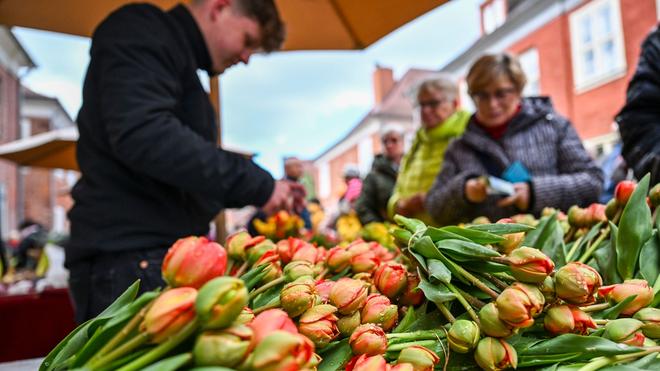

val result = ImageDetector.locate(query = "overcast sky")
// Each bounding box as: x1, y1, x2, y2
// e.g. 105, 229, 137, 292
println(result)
14, 0, 482, 178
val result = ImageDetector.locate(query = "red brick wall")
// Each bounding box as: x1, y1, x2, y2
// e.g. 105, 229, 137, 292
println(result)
508, 0, 658, 140
23, 168, 53, 228
326, 145, 359, 205
0, 66, 20, 235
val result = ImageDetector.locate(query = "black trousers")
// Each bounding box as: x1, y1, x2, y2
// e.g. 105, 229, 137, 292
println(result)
68, 248, 168, 324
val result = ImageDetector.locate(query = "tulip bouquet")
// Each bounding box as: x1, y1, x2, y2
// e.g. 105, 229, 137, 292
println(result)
253, 210, 305, 241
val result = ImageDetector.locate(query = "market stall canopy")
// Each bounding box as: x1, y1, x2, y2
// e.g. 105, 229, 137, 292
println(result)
0, 0, 448, 50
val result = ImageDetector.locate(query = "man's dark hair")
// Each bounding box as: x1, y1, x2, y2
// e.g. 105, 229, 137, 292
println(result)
235, 0, 285, 52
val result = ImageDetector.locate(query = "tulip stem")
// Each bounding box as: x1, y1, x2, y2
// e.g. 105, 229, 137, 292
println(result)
386, 330, 446, 341
86, 332, 150, 370
386, 339, 438, 352
234, 261, 249, 277
577, 226, 610, 264
253, 298, 282, 314
479, 273, 509, 291
488, 256, 510, 265
249, 276, 285, 300
581, 303, 611, 312
89, 300, 154, 365
564, 227, 576, 244
116, 319, 199, 371
593, 319, 609, 325
565, 235, 584, 262
578, 347, 660, 371
455, 286, 486, 309
446, 282, 480, 325
225, 259, 235, 276
438, 251, 499, 299
437, 303, 456, 324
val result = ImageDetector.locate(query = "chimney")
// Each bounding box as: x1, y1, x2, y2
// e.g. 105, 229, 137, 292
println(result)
373, 66, 394, 105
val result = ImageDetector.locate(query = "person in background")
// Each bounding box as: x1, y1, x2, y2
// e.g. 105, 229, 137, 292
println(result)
426, 53, 603, 225
67, 0, 295, 323
338, 164, 362, 216
356, 125, 404, 224
283, 157, 312, 229
387, 76, 471, 224
616, 26, 660, 186
14, 220, 47, 271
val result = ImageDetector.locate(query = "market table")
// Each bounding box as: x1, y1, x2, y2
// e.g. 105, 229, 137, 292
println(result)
0, 288, 76, 363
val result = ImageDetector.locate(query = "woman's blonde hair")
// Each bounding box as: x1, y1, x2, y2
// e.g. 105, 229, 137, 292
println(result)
466, 53, 527, 95
417, 75, 459, 102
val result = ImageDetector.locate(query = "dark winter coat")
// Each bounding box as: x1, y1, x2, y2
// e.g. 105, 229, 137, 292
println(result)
356, 154, 399, 224
616, 26, 660, 185
425, 97, 603, 225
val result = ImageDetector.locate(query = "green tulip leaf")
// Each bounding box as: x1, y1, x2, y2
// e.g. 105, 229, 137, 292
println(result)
594, 222, 622, 285
523, 213, 556, 248
393, 306, 416, 333
410, 250, 428, 272
418, 276, 455, 306
567, 222, 603, 262
467, 223, 535, 235
424, 226, 471, 242
435, 239, 501, 260
40, 280, 141, 371
461, 260, 511, 274
250, 284, 281, 309
412, 236, 443, 259
617, 174, 652, 280
427, 259, 451, 285
393, 215, 427, 234
518, 353, 583, 367
141, 353, 192, 371
405, 306, 447, 332
439, 226, 504, 244
318, 339, 352, 371
627, 352, 660, 369
639, 230, 659, 283
592, 295, 637, 319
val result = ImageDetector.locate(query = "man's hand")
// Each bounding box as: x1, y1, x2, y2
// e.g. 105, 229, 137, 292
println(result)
396, 193, 426, 216
497, 182, 530, 211
465, 177, 488, 203
262, 180, 292, 215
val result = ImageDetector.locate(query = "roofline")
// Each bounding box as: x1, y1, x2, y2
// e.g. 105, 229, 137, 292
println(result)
9, 27, 36, 69
22, 88, 74, 123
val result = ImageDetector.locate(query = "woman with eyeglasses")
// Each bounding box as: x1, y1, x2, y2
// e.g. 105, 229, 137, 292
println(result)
425, 53, 603, 226
387, 76, 471, 225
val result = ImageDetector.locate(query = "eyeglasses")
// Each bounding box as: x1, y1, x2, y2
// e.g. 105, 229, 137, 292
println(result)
382, 137, 400, 144
471, 88, 518, 104
417, 98, 447, 109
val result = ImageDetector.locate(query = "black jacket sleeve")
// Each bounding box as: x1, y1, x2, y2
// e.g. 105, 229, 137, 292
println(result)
93, 10, 274, 208
617, 26, 660, 185
355, 173, 383, 225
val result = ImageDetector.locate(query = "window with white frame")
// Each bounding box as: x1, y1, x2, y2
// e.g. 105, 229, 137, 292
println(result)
483, 0, 507, 34
357, 136, 374, 178
569, 0, 626, 91
318, 162, 330, 199
519, 48, 541, 96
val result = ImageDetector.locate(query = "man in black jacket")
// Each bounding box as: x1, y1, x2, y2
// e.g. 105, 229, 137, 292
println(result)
68, 0, 291, 322
617, 26, 660, 185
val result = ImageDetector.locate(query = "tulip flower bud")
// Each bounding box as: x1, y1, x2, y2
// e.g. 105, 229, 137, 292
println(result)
249, 309, 298, 345
474, 337, 518, 371
598, 279, 654, 316
508, 247, 555, 283
374, 262, 408, 300
315, 279, 335, 304
633, 308, 660, 338
330, 278, 369, 315
605, 198, 620, 220
243, 330, 315, 371
496, 282, 545, 329
568, 206, 589, 228
448, 320, 480, 354
326, 246, 353, 272
361, 294, 398, 332
586, 203, 607, 225
540, 275, 556, 302
349, 323, 387, 356
226, 231, 262, 261
472, 216, 492, 224
391, 364, 414, 371
280, 278, 318, 318
397, 345, 440, 371
195, 276, 248, 330
373, 243, 396, 262
283, 260, 315, 282
276, 237, 307, 264
614, 180, 636, 206
235, 306, 254, 325
292, 244, 323, 264
193, 325, 253, 367
346, 354, 389, 371
399, 272, 424, 307
162, 236, 227, 289
479, 303, 515, 338
649, 183, 660, 208
555, 262, 602, 304
338, 311, 362, 337
299, 304, 340, 348
544, 305, 596, 335
495, 218, 525, 254
603, 318, 646, 346
348, 241, 381, 273
253, 249, 282, 283
511, 213, 537, 226
141, 287, 197, 344
246, 239, 277, 266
